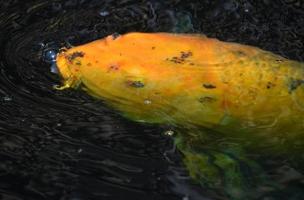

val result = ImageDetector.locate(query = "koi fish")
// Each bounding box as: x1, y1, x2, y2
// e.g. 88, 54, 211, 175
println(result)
56, 32, 304, 199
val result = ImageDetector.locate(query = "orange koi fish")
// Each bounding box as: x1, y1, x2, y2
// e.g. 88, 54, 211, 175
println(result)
56, 32, 304, 199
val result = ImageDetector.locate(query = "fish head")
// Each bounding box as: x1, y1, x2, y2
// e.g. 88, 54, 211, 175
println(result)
55, 33, 170, 122
56, 34, 118, 88
55, 33, 148, 96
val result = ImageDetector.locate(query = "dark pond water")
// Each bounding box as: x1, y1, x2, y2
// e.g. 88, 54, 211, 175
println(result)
0, 0, 303, 200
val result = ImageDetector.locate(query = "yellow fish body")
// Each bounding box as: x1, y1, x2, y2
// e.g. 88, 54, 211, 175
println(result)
56, 32, 304, 199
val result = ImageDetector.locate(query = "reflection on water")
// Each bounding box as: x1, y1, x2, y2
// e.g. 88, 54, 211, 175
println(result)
0, 0, 303, 200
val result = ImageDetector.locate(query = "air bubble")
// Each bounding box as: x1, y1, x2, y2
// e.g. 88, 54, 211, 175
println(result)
144, 99, 152, 105
99, 10, 109, 17
3, 96, 12, 101
183, 196, 190, 200
50, 63, 58, 74
44, 50, 57, 63
164, 130, 175, 136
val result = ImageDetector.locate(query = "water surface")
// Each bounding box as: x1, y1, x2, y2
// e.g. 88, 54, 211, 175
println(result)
0, 0, 303, 199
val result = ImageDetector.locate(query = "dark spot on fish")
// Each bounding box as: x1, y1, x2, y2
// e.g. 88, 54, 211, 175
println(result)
66, 51, 85, 62
168, 51, 193, 64
87, 63, 92, 66
203, 83, 216, 89
112, 32, 120, 40
75, 61, 81, 65
107, 64, 120, 72
199, 96, 216, 103
95, 61, 99, 63
180, 51, 193, 59
152, 46, 155, 50
170, 57, 183, 64
189, 63, 195, 66
235, 50, 246, 56
266, 82, 275, 89
126, 80, 145, 88
288, 78, 304, 93
276, 59, 284, 63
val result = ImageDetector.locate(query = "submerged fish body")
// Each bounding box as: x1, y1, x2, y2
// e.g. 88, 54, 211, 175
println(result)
56, 32, 304, 199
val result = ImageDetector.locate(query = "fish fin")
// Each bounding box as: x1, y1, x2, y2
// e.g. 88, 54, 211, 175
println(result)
175, 33, 207, 38
150, 32, 208, 40
174, 130, 269, 199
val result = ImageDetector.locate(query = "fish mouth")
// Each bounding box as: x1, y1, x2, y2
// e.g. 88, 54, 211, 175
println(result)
55, 50, 82, 89
55, 48, 86, 89
56, 51, 72, 81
